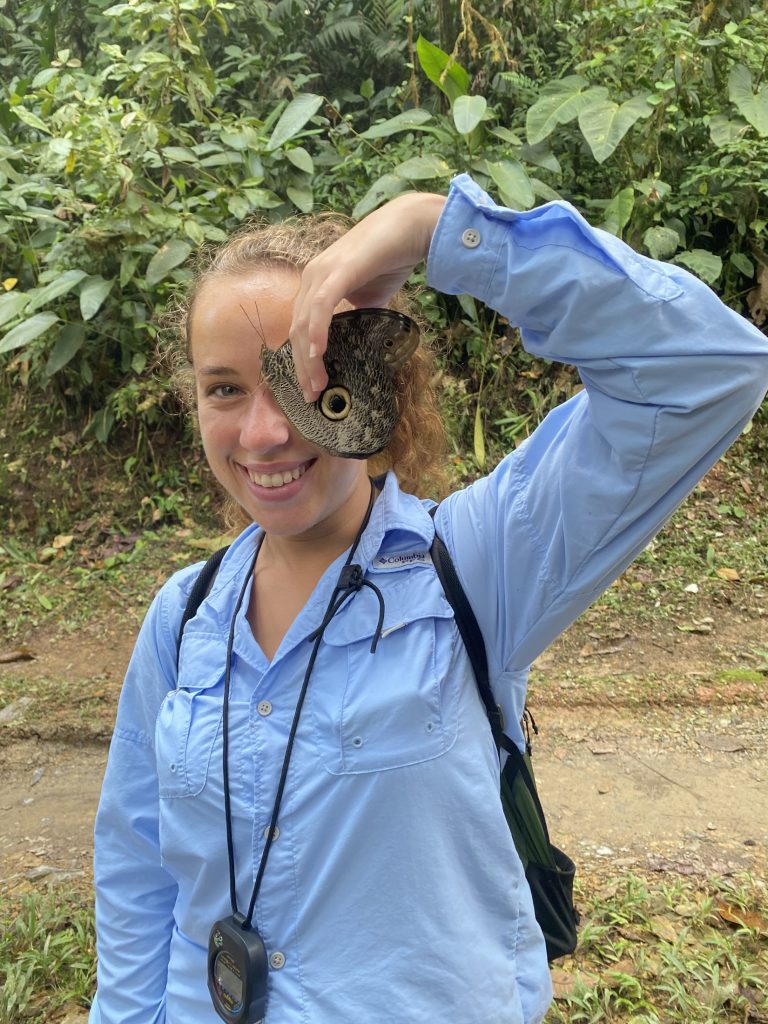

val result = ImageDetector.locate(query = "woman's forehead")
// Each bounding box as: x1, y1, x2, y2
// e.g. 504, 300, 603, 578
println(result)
194, 267, 301, 310
189, 269, 300, 356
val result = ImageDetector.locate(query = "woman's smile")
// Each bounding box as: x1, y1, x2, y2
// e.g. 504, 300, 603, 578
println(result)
243, 458, 314, 490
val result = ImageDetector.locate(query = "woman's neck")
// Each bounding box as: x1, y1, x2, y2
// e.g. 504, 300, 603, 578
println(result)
257, 479, 375, 577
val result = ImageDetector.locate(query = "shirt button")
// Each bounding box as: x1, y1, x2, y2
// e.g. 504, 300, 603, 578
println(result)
270, 951, 286, 970
257, 700, 272, 717
461, 228, 481, 248
263, 825, 280, 841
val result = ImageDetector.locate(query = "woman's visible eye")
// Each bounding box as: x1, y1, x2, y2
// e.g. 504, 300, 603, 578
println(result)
207, 383, 242, 399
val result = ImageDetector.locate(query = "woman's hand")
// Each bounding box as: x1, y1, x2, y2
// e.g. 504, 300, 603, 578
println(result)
288, 191, 446, 401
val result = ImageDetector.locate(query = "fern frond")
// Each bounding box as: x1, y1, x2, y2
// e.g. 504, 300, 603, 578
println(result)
314, 14, 366, 49
270, 0, 302, 22
498, 70, 538, 92
374, 0, 405, 29
370, 36, 403, 64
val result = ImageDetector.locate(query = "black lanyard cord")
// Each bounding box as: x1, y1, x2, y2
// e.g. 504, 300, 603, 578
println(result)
223, 538, 263, 916
222, 481, 384, 930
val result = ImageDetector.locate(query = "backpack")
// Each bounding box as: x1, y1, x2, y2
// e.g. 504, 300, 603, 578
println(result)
177, 528, 578, 962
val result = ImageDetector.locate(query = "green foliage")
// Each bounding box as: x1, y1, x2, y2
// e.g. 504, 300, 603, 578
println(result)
2, 870, 765, 1023
0, 0, 765, 466
544, 874, 768, 1024
0, 890, 95, 1023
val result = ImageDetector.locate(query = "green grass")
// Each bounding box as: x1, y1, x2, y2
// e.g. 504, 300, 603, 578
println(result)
0, 525, 230, 645
589, 444, 768, 625
0, 672, 116, 741
2, 874, 765, 1023
544, 874, 768, 1023
0, 889, 95, 1024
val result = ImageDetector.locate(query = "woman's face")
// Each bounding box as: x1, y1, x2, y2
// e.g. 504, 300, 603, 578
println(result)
189, 268, 370, 539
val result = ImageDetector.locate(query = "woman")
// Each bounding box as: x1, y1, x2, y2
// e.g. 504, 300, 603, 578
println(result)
90, 174, 768, 1024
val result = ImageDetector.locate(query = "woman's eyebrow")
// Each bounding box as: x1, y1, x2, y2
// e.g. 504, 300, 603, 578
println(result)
197, 365, 242, 377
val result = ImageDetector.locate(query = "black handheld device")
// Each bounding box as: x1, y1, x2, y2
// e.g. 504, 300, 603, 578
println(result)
207, 913, 269, 1024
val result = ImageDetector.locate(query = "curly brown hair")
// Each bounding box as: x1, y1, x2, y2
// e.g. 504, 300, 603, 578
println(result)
163, 215, 449, 528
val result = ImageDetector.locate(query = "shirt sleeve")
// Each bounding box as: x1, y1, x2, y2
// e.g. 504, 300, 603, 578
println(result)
427, 174, 768, 675
89, 565, 200, 1024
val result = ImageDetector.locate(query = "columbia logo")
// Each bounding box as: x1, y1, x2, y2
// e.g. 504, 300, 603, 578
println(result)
372, 551, 432, 569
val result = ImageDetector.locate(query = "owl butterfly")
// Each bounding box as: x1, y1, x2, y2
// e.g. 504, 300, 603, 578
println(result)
260, 308, 419, 458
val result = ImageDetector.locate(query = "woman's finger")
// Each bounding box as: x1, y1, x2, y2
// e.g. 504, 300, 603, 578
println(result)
289, 192, 446, 399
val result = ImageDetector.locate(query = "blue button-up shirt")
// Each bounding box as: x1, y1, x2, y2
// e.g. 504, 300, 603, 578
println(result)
90, 175, 768, 1024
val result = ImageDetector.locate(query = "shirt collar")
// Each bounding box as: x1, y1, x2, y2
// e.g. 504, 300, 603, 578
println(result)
200, 472, 436, 622
353, 471, 436, 569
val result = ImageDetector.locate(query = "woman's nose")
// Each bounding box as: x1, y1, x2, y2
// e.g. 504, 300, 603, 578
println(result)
239, 384, 293, 452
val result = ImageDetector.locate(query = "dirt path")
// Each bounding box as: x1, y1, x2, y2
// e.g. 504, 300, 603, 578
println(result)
537, 704, 768, 880
1, 603, 767, 896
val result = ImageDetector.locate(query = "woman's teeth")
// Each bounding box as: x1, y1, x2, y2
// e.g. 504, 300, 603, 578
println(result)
249, 464, 308, 488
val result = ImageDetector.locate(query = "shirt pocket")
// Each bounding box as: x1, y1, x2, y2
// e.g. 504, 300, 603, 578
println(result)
155, 637, 225, 799
309, 575, 460, 774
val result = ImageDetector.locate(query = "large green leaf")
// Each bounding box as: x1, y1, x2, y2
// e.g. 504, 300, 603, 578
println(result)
287, 185, 313, 213
80, 277, 113, 321
199, 152, 244, 168
486, 160, 534, 210
359, 109, 433, 140
353, 173, 406, 221
45, 324, 86, 375
456, 294, 478, 321
26, 270, 87, 313
88, 406, 115, 444
674, 249, 723, 284
242, 188, 283, 210
415, 36, 469, 104
529, 178, 562, 203
600, 187, 635, 237
643, 226, 680, 260
0, 291, 30, 329
266, 94, 324, 152
49, 138, 73, 160
708, 114, 749, 147
32, 67, 60, 89
285, 146, 314, 175
728, 64, 768, 136
162, 146, 199, 163
227, 195, 251, 220
520, 143, 561, 174
145, 240, 192, 288
491, 126, 523, 147
730, 252, 754, 278
526, 77, 607, 145
578, 93, 652, 164
453, 95, 487, 135
220, 126, 260, 151
0, 312, 59, 354
392, 155, 451, 181
13, 107, 51, 134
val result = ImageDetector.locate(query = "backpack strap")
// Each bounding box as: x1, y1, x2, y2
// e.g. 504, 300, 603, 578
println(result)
428, 507, 549, 833
175, 545, 230, 673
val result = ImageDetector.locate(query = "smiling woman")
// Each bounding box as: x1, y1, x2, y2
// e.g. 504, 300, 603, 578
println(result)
90, 176, 768, 1024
